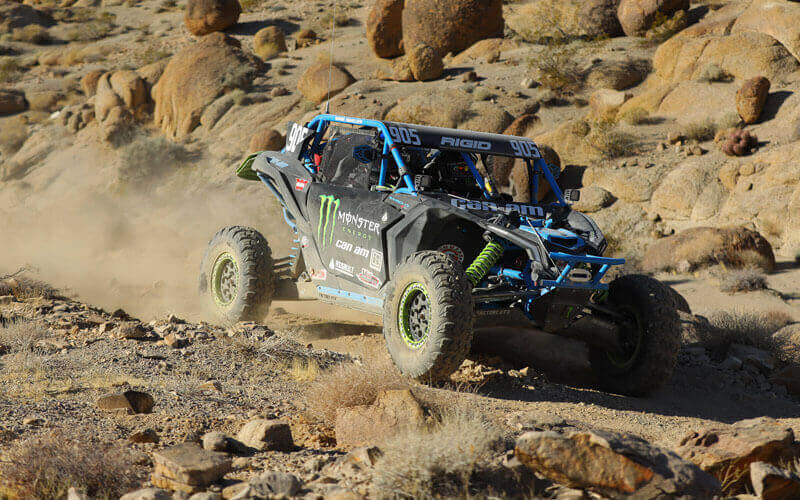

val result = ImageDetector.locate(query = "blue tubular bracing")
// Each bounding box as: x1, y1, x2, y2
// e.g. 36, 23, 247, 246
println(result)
538, 252, 625, 290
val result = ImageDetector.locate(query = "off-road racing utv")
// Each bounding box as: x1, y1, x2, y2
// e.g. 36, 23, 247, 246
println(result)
200, 114, 681, 395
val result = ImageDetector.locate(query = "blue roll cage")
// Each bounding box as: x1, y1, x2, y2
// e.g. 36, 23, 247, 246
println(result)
275, 114, 624, 312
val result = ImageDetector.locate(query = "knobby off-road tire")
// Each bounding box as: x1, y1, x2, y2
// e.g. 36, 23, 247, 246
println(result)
589, 274, 680, 396
383, 251, 474, 382
199, 226, 274, 323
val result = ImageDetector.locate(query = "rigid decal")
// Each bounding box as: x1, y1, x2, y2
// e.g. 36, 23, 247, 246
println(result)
437, 244, 464, 264
450, 198, 545, 218
357, 268, 381, 289
369, 249, 383, 272
329, 258, 354, 277
318, 195, 341, 249
441, 137, 491, 151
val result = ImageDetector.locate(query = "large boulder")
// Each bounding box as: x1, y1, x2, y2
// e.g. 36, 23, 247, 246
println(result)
617, 0, 689, 37
298, 62, 355, 104
366, 0, 404, 58
586, 60, 648, 91
515, 429, 721, 498
750, 462, 800, 500
237, 419, 294, 451
676, 418, 800, 492
736, 76, 770, 125
641, 226, 776, 273
650, 159, 717, 219
508, 0, 622, 43
152, 443, 232, 494
407, 43, 442, 81
732, 0, 800, 65
153, 33, 262, 139
654, 31, 799, 83
184, 0, 241, 36
402, 0, 503, 56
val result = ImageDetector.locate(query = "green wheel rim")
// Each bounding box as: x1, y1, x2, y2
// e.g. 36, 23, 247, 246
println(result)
211, 252, 239, 306
398, 283, 430, 349
605, 305, 643, 371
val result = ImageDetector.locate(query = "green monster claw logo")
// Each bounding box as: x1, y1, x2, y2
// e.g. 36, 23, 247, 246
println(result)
318, 195, 340, 249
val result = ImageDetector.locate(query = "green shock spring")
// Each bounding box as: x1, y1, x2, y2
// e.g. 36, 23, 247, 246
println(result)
465, 240, 504, 286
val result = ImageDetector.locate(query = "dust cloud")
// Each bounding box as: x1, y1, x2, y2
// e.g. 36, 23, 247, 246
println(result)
0, 140, 292, 322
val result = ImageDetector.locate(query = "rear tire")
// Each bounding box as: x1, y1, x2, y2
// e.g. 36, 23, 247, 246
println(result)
199, 226, 274, 323
383, 251, 474, 382
589, 274, 680, 396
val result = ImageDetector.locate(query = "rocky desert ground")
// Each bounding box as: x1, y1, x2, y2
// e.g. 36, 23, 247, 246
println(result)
2, 0, 800, 498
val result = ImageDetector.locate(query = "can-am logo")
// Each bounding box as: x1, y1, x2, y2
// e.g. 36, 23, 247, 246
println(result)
441, 137, 491, 151
450, 198, 545, 217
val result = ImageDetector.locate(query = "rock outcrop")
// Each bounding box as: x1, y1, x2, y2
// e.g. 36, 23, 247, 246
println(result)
366, 0, 404, 58
184, 0, 241, 36
402, 0, 503, 56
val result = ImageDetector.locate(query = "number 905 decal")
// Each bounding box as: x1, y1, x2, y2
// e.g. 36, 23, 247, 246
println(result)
387, 126, 421, 146
510, 139, 542, 159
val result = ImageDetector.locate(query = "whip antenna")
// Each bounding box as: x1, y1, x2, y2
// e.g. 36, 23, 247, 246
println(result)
324, 0, 337, 114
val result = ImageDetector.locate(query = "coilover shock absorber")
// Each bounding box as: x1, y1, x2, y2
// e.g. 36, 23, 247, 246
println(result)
465, 237, 504, 286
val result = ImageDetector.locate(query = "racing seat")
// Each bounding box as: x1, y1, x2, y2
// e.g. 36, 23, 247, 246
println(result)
318, 128, 381, 188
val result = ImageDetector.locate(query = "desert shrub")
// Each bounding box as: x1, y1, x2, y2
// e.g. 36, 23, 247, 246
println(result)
239, 0, 264, 11
0, 56, 21, 82
697, 63, 731, 83
646, 10, 687, 42
472, 87, 492, 102
0, 271, 59, 299
528, 43, 584, 96
588, 122, 636, 158
319, 8, 351, 29
11, 25, 50, 44
719, 267, 768, 293
0, 320, 50, 353
679, 118, 717, 142
290, 357, 319, 382
698, 309, 790, 354
0, 427, 140, 499
619, 107, 650, 126
134, 45, 171, 67
305, 360, 410, 423
373, 408, 504, 498
64, 14, 115, 42
118, 135, 190, 185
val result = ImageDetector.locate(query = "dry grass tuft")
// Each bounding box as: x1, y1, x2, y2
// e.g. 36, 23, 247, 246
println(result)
372, 408, 504, 498
618, 107, 651, 126
11, 25, 50, 44
0, 56, 22, 83
680, 118, 717, 142
698, 309, 790, 354
719, 267, 768, 293
697, 63, 731, 83
305, 360, 411, 424
588, 122, 636, 158
290, 357, 319, 383
0, 427, 140, 499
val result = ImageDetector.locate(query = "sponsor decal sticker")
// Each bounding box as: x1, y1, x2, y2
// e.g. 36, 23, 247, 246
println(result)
329, 258, 354, 277
369, 249, 383, 272
295, 178, 309, 191
317, 195, 341, 249
450, 198, 545, 218
441, 136, 492, 151
357, 268, 381, 289
310, 269, 327, 281
336, 240, 369, 259
437, 244, 465, 264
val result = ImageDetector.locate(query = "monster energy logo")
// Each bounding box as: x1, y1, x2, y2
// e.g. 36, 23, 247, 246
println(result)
318, 195, 340, 249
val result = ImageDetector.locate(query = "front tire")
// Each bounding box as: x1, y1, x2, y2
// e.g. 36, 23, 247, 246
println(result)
383, 251, 474, 382
589, 274, 680, 396
199, 226, 274, 323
